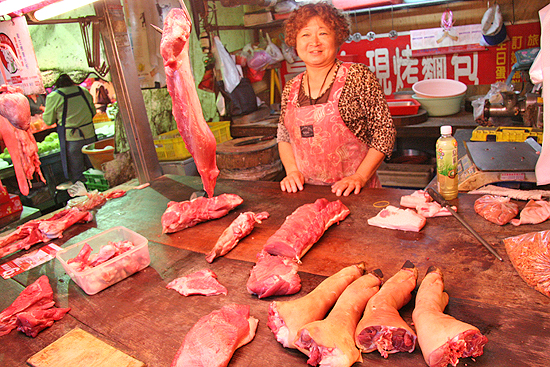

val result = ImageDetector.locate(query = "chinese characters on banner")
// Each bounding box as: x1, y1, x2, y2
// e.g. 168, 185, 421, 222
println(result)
280, 22, 541, 97
0, 16, 45, 94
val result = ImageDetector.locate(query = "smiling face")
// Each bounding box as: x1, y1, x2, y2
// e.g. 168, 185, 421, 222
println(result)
295, 16, 338, 69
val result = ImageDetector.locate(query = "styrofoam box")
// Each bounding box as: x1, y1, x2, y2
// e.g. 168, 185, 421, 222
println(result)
56, 226, 150, 295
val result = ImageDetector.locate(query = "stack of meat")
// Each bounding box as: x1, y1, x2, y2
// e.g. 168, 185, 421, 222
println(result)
0, 84, 45, 196
0, 275, 70, 337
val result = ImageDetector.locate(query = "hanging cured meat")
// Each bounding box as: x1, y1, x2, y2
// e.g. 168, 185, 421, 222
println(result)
160, 4, 219, 198
0, 85, 45, 196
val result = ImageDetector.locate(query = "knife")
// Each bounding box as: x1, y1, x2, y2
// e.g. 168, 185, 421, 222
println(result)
234, 136, 275, 146
427, 187, 503, 261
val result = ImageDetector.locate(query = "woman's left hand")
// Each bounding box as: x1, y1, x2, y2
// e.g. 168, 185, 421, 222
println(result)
331, 173, 367, 197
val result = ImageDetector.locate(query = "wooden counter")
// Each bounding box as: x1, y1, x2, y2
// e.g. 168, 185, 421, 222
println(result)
1, 175, 549, 367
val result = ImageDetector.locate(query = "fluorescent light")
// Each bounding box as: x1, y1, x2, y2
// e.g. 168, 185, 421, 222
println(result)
0, 0, 44, 16
33, 0, 99, 21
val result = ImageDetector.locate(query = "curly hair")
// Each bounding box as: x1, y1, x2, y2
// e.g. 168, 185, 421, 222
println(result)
284, 2, 351, 48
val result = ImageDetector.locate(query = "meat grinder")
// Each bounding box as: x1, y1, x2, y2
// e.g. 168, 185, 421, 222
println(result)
483, 90, 543, 127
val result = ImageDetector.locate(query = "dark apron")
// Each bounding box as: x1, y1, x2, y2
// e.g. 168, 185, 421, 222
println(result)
54, 88, 96, 179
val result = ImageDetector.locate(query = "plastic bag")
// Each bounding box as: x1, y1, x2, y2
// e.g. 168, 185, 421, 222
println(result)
265, 33, 284, 64
248, 50, 272, 71
282, 42, 299, 64
247, 67, 266, 83
213, 36, 241, 93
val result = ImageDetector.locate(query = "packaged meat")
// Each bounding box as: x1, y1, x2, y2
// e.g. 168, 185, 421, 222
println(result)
171, 304, 258, 367
474, 195, 519, 225
206, 211, 269, 263
161, 194, 243, 234
355, 260, 418, 358
246, 250, 301, 299
504, 229, 550, 297
294, 271, 382, 367
160, 5, 219, 198
267, 263, 366, 349
167, 269, 227, 296
367, 205, 426, 232
56, 227, 150, 295
263, 198, 350, 260
412, 266, 488, 367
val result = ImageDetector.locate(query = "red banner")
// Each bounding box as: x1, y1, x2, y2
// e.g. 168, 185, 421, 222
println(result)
280, 22, 541, 97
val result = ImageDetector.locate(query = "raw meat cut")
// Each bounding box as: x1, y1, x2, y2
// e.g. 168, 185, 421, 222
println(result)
161, 194, 243, 234
171, 304, 258, 367
167, 269, 227, 296
355, 260, 418, 358
412, 266, 488, 367
267, 263, 366, 349
469, 184, 550, 201
294, 271, 382, 367
206, 211, 269, 263
400, 190, 431, 208
0, 115, 45, 196
263, 198, 350, 260
0, 85, 31, 130
504, 229, 550, 297
67, 240, 136, 271
367, 205, 426, 232
246, 250, 301, 299
510, 199, 550, 226
0, 275, 69, 337
416, 202, 454, 218
160, 5, 219, 198
474, 195, 519, 225
0, 208, 93, 258
16, 307, 71, 337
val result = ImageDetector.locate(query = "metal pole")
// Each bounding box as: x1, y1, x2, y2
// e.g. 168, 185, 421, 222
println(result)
93, 0, 162, 184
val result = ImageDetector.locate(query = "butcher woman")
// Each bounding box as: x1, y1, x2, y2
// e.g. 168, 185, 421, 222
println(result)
277, 1, 396, 197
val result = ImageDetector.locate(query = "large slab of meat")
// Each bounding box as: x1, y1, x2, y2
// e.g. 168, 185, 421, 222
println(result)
167, 269, 227, 297
412, 267, 488, 367
355, 261, 418, 358
400, 190, 431, 208
171, 304, 258, 367
503, 229, 550, 297
0, 208, 93, 258
510, 199, 550, 226
0, 85, 31, 130
474, 195, 519, 225
246, 250, 301, 299
160, 5, 219, 198
161, 194, 243, 234
206, 211, 269, 263
294, 272, 382, 367
267, 263, 366, 349
263, 198, 350, 261
367, 205, 426, 232
0, 275, 70, 337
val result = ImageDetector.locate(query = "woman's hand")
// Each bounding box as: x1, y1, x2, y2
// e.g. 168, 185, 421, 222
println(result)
280, 170, 305, 193
331, 173, 367, 197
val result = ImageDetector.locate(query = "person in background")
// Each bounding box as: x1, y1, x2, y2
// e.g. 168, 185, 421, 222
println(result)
26, 94, 46, 116
42, 74, 97, 183
277, 2, 396, 197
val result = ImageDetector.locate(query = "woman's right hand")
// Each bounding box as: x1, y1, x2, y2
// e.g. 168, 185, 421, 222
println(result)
280, 170, 305, 193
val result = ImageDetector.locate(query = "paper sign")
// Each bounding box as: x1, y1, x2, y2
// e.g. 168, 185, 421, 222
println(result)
410, 24, 483, 50
0, 243, 62, 279
0, 16, 45, 94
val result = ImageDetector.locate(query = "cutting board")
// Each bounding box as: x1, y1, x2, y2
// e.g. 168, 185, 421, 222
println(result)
27, 328, 145, 367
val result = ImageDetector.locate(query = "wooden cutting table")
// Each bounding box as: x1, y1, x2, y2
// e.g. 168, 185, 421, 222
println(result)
1, 174, 549, 367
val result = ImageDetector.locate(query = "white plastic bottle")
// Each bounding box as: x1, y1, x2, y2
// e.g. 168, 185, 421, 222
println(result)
436, 125, 458, 200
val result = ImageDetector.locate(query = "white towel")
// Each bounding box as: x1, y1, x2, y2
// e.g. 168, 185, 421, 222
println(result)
530, 4, 550, 185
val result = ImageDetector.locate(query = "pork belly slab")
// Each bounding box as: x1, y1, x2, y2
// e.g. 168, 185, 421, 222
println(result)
412, 267, 488, 367
167, 269, 227, 297
161, 194, 243, 234
294, 271, 382, 367
246, 250, 301, 299
510, 199, 550, 226
267, 263, 366, 349
355, 260, 418, 358
263, 198, 350, 261
171, 304, 258, 367
367, 205, 426, 232
160, 5, 219, 198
